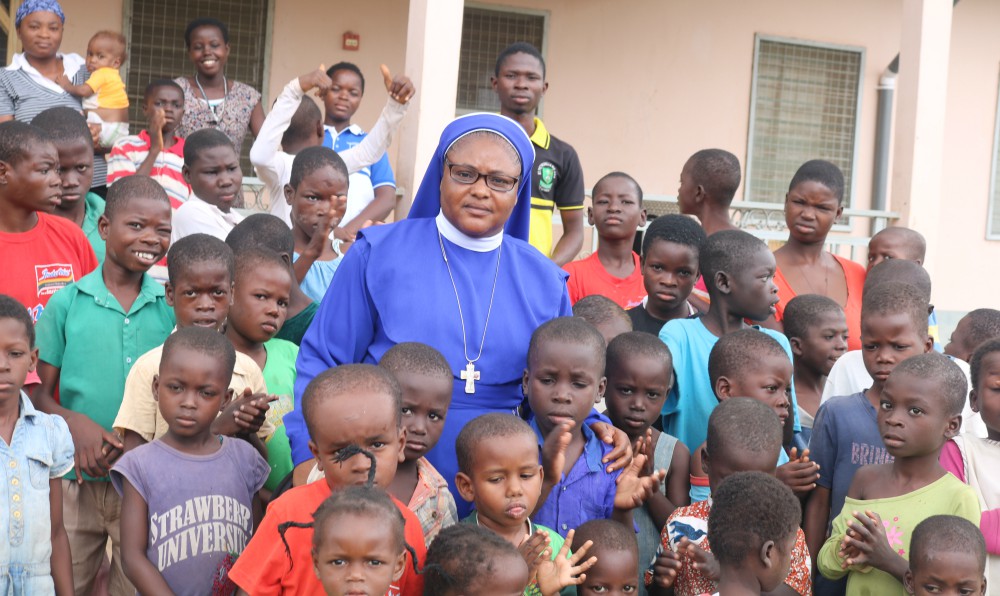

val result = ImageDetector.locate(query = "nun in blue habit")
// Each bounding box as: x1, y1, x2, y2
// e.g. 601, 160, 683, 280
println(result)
286, 113, 626, 513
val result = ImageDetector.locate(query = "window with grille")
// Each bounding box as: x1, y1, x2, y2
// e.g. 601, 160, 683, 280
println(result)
746, 35, 864, 206
456, 5, 546, 113
988, 67, 1000, 239
124, 0, 270, 170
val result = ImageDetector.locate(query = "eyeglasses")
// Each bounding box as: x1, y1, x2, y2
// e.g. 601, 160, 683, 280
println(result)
445, 162, 519, 193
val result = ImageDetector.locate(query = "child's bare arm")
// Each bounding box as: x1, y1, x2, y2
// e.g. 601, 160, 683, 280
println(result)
120, 479, 174, 595
49, 479, 74, 595
57, 74, 94, 98
648, 437, 690, 528
33, 362, 124, 479
134, 108, 167, 177
803, 485, 832, 569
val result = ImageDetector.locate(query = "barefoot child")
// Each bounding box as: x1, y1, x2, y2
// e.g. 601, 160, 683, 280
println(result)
526, 317, 664, 535
381, 342, 458, 545
904, 516, 987, 596
454, 413, 597, 596
940, 338, 1000, 584
628, 214, 706, 336
603, 331, 689, 593
229, 364, 426, 595
285, 147, 348, 302
107, 80, 191, 208
224, 247, 298, 493
33, 176, 174, 595
574, 519, 641, 595
783, 294, 848, 442
308, 486, 411, 596
58, 31, 129, 147
171, 129, 244, 242
423, 524, 532, 596
0, 294, 74, 594
818, 353, 981, 595
708, 472, 801, 596
113, 328, 270, 595
563, 172, 647, 308
650, 398, 813, 596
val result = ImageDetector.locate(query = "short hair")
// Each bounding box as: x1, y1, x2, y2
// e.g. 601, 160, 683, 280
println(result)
699, 229, 769, 294
379, 342, 452, 383
870, 227, 926, 262
970, 338, 1000, 389
890, 353, 967, 416
641, 213, 707, 259
572, 296, 631, 337
0, 121, 53, 166
226, 213, 295, 256
708, 329, 788, 389
706, 398, 784, 460
184, 17, 229, 46
326, 61, 365, 93
31, 106, 91, 145
0, 294, 35, 347
424, 524, 523, 594
863, 259, 932, 301
573, 519, 638, 557
90, 30, 127, 61
455, 413, 534, 476
301, 364, 402, 438
289, 145, 348, 188
686, 149, 742, 206
234, 246, 289, 286
709, 471, 801, 566
311, 486, 405, 553
960, 309, 1000, 358
606, 331, 672, 381
593, 171, 643, 203
166, 233, 235, 286
782, 294, 844, 340
183, 128, 235, 166
788, 159, 845, 203
161, 326, 236, 378
143, 78, 184, 102
910, 515, 986, 574
282, 98, 322, 147
528, 316, 606, 375
861, 281, 929, 339
104, 175, 171, 220
495, 41, 546, 77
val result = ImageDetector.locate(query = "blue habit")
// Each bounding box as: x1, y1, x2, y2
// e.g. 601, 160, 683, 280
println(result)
287, 217, 572, 510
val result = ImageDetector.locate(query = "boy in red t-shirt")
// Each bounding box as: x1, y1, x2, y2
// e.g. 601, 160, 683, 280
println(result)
230, 364, 425, 596
0, 121, 97, 323
563, 172, 647, 309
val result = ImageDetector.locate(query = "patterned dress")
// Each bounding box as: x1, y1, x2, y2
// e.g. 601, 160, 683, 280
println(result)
173, 77, 260, 153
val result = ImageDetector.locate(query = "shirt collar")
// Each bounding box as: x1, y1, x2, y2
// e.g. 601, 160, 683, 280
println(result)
8, 52, 86, 94
435, 211, 503, 252
18, 391, 39, 419
76, 268, 165, 311
529, 117, 550, 150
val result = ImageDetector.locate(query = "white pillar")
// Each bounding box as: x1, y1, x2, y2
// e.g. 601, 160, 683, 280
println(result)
889, 0, 953, 272
394, 0, 464, 217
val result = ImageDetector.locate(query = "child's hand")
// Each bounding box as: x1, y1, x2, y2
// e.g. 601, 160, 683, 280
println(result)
541, 421, 572, 484
589, 420, 633, 472
518, 529, 551, 579
56, 73, 73, 91
299, 65, 334, 95
678, 536, 720, 582
66, 414, 124, 480
535, 530, 597, 596
634, 429, 655, 477
840, 510, 902, 573
651, 548, 682, 588
305, 202, 345, 258
614, 452, 666, 510
212, 389, 276, 437
380, 64, 414, 104
146, 107, 166, 150
776, 448, 821, 495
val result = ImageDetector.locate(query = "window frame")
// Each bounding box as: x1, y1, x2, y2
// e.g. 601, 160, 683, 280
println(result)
455, 2, 550, 117
986, 64, 1000, 240
745, 33, 866, 213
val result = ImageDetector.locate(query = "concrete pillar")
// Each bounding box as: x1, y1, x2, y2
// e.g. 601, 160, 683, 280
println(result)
394, 0, 464, 217
890, 0, 953, 272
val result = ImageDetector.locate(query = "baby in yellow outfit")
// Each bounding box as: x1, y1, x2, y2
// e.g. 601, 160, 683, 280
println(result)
60, 30, 129, 146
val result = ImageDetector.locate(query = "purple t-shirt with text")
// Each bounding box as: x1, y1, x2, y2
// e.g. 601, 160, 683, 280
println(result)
111, 437, 269, 596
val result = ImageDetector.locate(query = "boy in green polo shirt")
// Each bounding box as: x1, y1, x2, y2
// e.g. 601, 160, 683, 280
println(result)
33, 175, 175, 596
